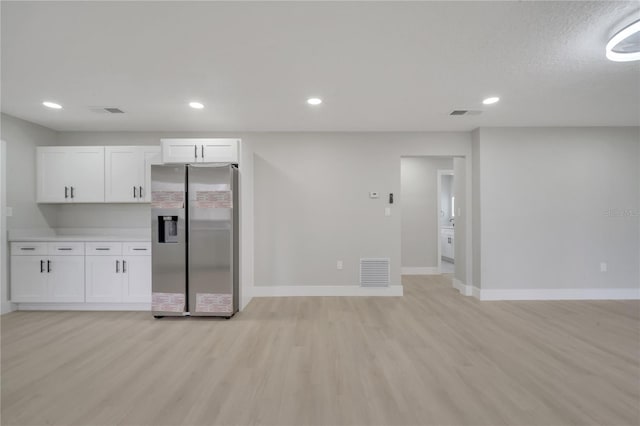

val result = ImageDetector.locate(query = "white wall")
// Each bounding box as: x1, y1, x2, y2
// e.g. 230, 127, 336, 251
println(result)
0, 114, 58, 230
0, 114, 59, 312
474, 127, 640, 297
471, 128, 482, 290
400, 156, 453, 269
250, 133, 471, 289
453, 157, 467, 286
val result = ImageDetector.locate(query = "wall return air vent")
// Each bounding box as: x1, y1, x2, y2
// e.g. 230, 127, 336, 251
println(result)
360, 258, 390, 287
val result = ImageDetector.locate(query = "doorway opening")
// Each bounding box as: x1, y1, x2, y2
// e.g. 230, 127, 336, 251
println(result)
400, 156, 457, 277
437, 169, 455, 274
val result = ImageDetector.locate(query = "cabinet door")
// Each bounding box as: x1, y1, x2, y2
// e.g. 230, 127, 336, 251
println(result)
123, 256, 151, 303
37, 148, 69, 202
48, 256, 85, 302
11, 256, 48, 302
105, 147, 140, 202
67, 147, 105, 203
141, 147, 162, 202
85, 256, 123, 302
161, 139, 197, 163
201, 139, 239, 163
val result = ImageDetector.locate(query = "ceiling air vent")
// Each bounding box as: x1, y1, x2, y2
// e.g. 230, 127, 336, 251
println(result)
450, 110, 483, 116
89, 107, 125, 114
360, 258, 390, 287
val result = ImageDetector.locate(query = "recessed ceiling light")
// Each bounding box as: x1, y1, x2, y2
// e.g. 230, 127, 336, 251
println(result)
42, 101, 62, 109
189, 102, 204, 109
482, 97, 500, 105
307, 97, 322, 106
606, 19, 640, 62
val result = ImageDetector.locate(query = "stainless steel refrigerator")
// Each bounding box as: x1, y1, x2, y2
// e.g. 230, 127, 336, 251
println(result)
151, 163, 239, 318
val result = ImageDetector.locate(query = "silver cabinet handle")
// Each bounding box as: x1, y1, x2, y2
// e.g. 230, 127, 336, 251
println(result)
65, 186, 69, 199
139, 186, 143, 198
123, 260, 127, 273
133, 186, 137, 198
132, 248, 147, 251
57, 248, 72, 251
194, 145, 198, 158
201, 145, 204, 158
70, 186, 75, 199
116, 260, 120, 273
40, 260, 45, 273
20, 247, 36, 251
47, 260, 51, 273
96, 248, 110, 251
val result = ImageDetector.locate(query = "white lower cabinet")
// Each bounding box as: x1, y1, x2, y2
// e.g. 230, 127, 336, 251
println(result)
123, 256, 152, 303
85, 255, 123, 302
85, 242, 151, 304
11, 243, 85, 303
48, 256, 85, 302
11, 241, 151, 308
11, 256, 49, 302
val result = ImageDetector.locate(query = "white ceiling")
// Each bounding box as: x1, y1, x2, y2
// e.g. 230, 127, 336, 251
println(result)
2, 1, 639, 132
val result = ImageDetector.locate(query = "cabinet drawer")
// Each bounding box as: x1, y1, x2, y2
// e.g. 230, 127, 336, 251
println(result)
85, 242, 123, 256
123, 242, 151, 256
48, 242, 85, 255
12, 242, 48, 256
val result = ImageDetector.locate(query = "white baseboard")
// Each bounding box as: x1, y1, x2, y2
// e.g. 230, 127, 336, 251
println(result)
17, 303, 151, 311
472, 286, 481, 299
1, 302, 16, 315
474, 287, 640, 301
251, 285, 403, 298
401, 267, 439, 275
452, 278, 472, 296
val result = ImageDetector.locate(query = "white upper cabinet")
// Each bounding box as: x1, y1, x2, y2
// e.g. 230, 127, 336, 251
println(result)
37, 147, 105, 203
105, 146, 161, 202
161, 138, 239, 164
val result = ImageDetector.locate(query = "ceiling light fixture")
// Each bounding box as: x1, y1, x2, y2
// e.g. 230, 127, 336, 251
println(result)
189, 102, 204, 109
606, 19, 640, 62
307, 97, 322, 106
482, 97, 500, 105
42, 101, 62, 109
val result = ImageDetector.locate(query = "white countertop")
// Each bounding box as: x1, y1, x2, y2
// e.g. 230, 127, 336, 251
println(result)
8, 228, 151, 242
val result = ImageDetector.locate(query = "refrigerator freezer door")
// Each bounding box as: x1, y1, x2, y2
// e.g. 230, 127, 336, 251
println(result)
151, 164, 187, 316
188, 164, 237, 316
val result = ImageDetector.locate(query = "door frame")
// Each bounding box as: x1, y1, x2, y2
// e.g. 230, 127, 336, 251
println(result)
436, 169, 454, 273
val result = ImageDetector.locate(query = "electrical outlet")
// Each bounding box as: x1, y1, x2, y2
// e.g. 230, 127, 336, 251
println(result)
600, 262, 607, 272
337, 260, 343, 270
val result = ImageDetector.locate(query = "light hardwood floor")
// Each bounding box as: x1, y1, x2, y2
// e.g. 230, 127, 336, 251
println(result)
2, 275, 639, 426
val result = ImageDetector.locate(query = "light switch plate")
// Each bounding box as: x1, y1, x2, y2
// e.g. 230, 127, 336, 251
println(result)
369, 192, 379, 199
600, 262, 607, 272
